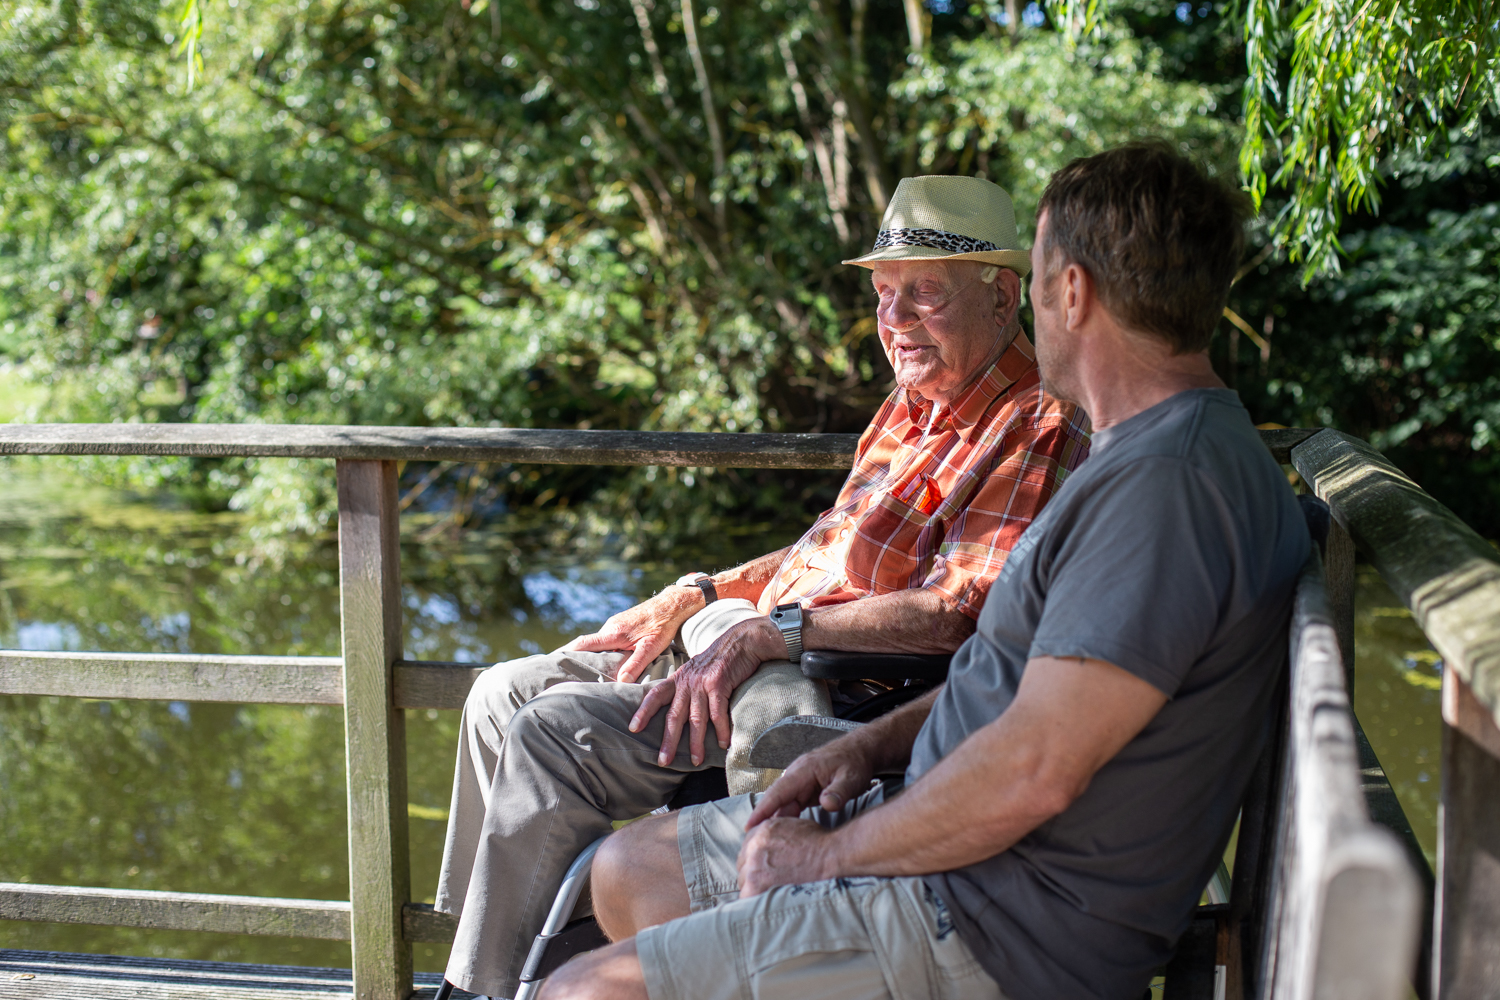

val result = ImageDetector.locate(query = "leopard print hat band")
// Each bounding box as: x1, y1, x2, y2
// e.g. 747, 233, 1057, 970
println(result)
871, 228, 1003, 256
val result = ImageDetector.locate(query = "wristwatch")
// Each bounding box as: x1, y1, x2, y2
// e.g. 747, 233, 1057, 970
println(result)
673, 572, 718, 606
770, 601, 804, 663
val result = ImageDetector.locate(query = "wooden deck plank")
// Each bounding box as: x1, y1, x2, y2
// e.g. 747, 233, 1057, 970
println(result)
0, 950, 477, 999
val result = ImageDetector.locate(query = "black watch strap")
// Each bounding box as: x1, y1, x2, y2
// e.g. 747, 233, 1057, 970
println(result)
676, 572, 718, 606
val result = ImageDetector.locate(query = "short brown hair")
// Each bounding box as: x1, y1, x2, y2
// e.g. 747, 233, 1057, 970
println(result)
1037, 142, 1250, 354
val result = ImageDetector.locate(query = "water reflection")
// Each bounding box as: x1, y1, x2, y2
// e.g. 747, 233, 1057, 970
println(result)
1352, 567, 1443, 866
0, 469, 792, 972
0, 469, 1447, 972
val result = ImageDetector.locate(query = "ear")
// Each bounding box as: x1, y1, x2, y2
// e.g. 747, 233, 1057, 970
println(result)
992, 268, 1023, 330
1062, 263, 1095, 331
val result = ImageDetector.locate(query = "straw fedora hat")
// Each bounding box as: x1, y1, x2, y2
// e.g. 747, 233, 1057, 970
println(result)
843, 175, 1031, 277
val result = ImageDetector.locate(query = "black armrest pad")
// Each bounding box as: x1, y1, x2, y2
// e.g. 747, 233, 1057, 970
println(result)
800, 650, 952, 682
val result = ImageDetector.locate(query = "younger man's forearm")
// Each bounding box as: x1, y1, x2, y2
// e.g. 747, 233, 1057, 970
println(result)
851, 685, 942, 774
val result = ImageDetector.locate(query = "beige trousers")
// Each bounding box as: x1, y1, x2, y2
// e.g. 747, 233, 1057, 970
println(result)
435, 599, 830, 999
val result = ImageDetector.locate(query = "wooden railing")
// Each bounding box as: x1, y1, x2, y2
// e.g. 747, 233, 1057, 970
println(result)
1291, 431, 1500, 999
0, 423, 1485, 999
0, 425, 861, 1000
1255, 549, 1422, 999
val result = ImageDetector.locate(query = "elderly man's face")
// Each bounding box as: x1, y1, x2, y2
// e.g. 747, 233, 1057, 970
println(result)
871, 260, 1015, 405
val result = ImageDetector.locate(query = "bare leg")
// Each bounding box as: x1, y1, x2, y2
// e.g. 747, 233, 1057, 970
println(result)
592, 813, 693, 940
537, 939, 648, 1000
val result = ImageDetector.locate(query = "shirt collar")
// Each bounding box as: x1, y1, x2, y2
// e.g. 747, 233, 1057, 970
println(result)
901, 332, 1036, 442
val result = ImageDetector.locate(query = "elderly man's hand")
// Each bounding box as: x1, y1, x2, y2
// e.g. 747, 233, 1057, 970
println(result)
737, 817, 836, 897
566, 588, 703, 684
744, 733, 879, 828
629, 616, 785, 766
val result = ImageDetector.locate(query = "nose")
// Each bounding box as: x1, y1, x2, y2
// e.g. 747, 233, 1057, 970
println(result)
878, 287, 923, 334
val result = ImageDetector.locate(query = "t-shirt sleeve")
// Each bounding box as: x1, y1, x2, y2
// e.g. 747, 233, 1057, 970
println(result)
922, 415, 1089, 619
1027, 458, 1237, 697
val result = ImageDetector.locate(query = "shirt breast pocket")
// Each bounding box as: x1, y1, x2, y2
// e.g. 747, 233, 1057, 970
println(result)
844, 490, 941, 594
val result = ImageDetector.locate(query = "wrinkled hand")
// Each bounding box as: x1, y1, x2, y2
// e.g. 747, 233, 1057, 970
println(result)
565, 589, 701, 683
629, 616, 784, 767
737, 817, 835, 897
745, 734, 878, 829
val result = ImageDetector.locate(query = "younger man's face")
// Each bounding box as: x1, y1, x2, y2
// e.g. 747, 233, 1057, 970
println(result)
1029, 212, 1078, 404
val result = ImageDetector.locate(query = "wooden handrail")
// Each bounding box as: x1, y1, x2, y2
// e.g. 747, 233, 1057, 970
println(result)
0, 424, 861, 468
0, 883, 351, 941
0, 883, 461, 946
0, 423, 1321, 467
0, 652, 498, 711
0, 651, 345, 705
1290, 430, 1500, 736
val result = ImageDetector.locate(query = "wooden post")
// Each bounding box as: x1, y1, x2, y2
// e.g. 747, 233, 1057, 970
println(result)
1324, 516, 1357, 693
1435, 671, 1500, 1000
338, 460, 412, 1000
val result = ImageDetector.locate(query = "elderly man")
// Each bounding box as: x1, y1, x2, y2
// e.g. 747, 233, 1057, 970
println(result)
435, 176, 1088, 1000
552, 144, 1312, 1000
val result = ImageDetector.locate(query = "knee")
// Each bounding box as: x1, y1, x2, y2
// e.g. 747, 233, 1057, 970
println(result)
591, 813, 680, 938
590, 826, 635, 918
464, 655, 553, 725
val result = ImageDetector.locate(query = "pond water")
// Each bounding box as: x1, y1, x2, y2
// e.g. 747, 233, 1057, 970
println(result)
0, 466, 1445, 973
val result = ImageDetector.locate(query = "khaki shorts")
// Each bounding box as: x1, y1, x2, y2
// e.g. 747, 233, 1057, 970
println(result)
635, 789, 1009, 1000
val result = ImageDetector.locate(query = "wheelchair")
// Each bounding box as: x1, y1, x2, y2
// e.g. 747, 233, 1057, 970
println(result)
435, 650, 953, 1000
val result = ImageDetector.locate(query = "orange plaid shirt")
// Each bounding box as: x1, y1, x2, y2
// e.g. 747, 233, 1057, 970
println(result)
758, 333, 1090, 620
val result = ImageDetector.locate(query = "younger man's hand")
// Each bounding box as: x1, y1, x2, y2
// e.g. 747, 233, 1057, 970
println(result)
737, 817, 835, 897
745, 733, 878, 829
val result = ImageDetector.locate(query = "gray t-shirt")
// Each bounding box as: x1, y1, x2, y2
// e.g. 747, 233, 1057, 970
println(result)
907, 389, 1310, 1000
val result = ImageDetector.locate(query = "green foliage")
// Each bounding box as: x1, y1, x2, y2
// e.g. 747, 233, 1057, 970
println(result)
0, 0, 1232, 547
1229, 135, 1500, 534
896, 24, 1239, 218
1240, 0, 1500, 276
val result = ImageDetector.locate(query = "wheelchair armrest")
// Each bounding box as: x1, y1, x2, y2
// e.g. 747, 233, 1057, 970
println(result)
799, 650, 952, 682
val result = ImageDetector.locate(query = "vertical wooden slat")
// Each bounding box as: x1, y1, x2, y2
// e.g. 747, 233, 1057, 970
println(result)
1323, 516, 1357, 693
337, 460, 412, 1000
1435, 671, 1500, 1000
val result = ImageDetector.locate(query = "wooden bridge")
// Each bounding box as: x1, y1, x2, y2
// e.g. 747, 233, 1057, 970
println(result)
0, 424, 1496, 999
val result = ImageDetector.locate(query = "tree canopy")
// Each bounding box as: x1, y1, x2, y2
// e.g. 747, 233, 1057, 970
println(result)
1, 0, 1496, 540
